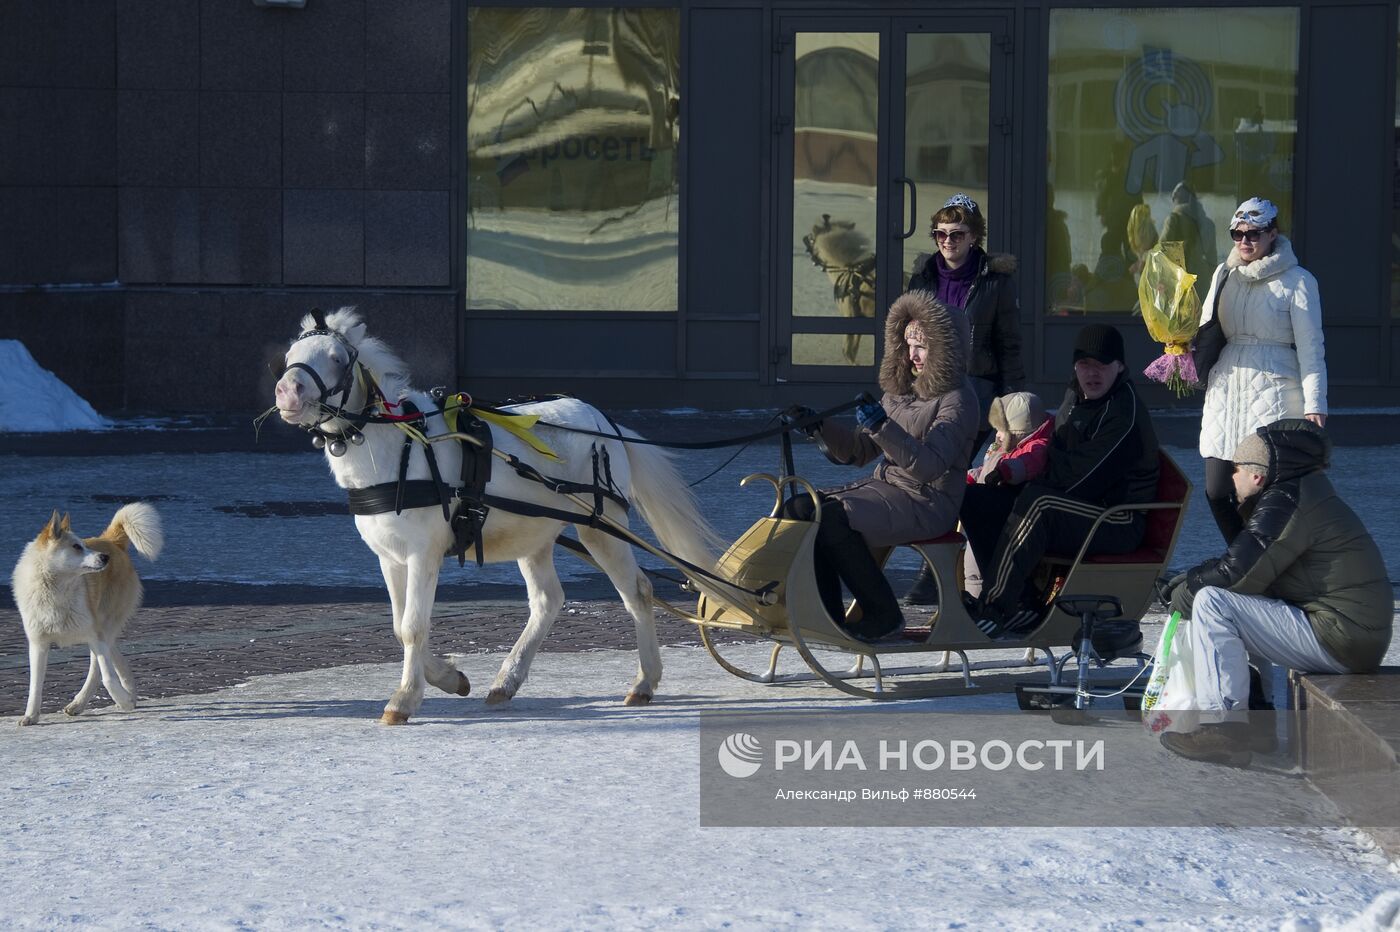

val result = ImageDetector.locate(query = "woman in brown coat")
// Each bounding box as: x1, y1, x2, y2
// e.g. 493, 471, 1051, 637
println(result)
789, 290, 979, 641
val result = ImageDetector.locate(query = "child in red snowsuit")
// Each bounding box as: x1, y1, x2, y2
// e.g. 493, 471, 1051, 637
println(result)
963, 392, 1052, 595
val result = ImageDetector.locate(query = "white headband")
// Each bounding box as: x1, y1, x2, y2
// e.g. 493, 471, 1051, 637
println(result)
1232, 197, 1278, 229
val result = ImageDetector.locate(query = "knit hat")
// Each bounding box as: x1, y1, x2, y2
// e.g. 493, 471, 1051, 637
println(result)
988, 391, 1047, 438
1073, 323, 1125, 365
1233, 432, 1271, 472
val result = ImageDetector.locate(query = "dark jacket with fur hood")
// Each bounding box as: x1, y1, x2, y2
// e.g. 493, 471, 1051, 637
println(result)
816, 291, 979, 546
908, 249, 1024, 392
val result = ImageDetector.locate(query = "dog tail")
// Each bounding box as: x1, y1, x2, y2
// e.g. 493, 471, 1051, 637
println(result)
103, 502, 163, 561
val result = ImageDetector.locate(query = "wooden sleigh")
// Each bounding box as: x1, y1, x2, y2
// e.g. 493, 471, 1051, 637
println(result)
679, 452, 1191, 705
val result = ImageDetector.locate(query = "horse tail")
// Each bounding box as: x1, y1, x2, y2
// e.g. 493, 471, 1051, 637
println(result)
619, 432, 724, 571
102, 502, 163, 561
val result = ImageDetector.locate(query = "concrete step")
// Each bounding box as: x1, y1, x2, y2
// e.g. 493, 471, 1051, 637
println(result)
1293, 667, 1400, 858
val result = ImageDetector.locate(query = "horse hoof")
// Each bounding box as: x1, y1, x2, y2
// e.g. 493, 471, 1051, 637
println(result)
454, 671, 471, 697
484, 688, 512, 706
63, 704, 84, 717
380, 710, 410, 725
623, 691, 652, 706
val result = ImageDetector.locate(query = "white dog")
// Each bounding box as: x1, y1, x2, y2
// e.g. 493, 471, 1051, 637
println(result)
12, 503, 162, 725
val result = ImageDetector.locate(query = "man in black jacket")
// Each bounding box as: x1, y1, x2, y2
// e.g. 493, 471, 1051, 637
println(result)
1159, 420, 1392, 766
963, 324, 1159, 636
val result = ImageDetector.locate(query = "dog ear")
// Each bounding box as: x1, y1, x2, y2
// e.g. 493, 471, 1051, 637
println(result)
39, 510, 60, 543
59, 513, 71, 532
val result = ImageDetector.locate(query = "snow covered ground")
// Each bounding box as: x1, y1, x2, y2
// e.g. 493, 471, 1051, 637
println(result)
3, 644, 1398, 931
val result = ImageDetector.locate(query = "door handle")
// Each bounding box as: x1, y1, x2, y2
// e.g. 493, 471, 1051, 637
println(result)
895, 176, 916, 240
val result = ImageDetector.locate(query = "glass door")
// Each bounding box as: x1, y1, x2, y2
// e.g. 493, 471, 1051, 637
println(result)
775, 14, 1009, 382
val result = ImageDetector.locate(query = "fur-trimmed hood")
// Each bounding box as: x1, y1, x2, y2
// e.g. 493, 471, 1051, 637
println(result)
879, 290, 970, 399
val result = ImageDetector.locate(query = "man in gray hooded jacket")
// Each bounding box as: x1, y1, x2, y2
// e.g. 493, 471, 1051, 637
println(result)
1161, 419, 1392, 766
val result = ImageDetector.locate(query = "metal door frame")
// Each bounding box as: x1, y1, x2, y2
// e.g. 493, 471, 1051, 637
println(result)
771, 11, 1013, 384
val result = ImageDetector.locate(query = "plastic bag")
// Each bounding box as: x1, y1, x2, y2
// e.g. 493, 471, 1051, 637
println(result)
1138, 242, 1203, 396
1142, 611, 1201, 736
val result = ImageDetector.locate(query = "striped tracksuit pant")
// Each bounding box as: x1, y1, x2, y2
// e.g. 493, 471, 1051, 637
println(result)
962, 483, 1146, 622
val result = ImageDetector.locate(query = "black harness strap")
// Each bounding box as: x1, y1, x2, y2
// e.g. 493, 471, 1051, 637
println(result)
500, 453, 630, 516
348, 480, 442, 515
452, 416, 494, 567
471, 398, 863, 450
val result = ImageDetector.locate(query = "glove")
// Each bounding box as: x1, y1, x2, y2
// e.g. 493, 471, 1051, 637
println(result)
855, 400, 887, 431
982, 467, 1003, 487
780, 404, 822, 439
1154, 572, 1187, 609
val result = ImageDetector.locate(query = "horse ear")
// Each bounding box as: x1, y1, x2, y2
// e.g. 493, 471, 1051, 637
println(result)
311, 307, 328, 330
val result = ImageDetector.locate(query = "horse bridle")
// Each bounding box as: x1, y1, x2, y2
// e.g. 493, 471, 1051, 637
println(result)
282, 308, 363, 421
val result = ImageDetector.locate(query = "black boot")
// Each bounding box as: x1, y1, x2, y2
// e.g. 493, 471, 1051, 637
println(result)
902, 564, 940, 606
812, 549, 847, 629
826, 526, 904, 643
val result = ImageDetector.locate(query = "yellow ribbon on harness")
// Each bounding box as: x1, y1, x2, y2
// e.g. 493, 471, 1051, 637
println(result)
442, 394, 561, 461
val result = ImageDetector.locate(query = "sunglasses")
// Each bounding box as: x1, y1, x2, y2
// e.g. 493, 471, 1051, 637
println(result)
933, 229, 970, 244
1230, 228, 1269, 243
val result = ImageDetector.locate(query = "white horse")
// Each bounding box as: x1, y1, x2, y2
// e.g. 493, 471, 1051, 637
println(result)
273, 308, 722, 724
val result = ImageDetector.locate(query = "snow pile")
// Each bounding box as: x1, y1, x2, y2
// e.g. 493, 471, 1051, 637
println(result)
0, 340, 109, 432
2, 645, 1397, 930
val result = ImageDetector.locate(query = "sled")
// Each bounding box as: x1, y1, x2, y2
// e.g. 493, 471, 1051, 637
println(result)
685, 451, 1191, 704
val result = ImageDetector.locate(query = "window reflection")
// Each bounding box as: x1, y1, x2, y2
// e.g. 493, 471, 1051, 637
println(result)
466, 8, 680, 311
902, 34, 991, 284
792, 333, 875, 367
1047, 9, 1298, 315
791, 33, 879, 367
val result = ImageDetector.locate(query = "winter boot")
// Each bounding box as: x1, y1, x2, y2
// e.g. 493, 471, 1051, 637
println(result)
1160, 722, 1253, 768
902, 564, 940, 606
824, 520, 904, 643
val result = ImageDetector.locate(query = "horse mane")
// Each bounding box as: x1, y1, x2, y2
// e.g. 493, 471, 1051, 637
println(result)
301, 306, 414, 400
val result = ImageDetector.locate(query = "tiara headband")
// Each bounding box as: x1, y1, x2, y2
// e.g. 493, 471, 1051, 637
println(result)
1231, 196, 1278, 229
943, 193, 980, 214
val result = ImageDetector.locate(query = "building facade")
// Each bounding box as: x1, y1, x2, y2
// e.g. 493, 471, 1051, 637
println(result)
1, 0, 1397, 414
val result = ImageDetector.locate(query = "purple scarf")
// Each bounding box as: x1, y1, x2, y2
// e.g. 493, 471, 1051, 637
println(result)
934, 248, 982, 309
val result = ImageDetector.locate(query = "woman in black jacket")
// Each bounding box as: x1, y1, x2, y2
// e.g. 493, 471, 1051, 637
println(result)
904, 193, 1025, 604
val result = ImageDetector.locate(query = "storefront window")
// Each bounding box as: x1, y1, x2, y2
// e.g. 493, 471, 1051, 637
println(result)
466, 8, 680, 311
1046, 9, 1299, 315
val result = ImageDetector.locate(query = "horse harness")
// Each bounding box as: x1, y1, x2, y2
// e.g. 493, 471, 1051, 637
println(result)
344, 401, 631, 569
283, 309, 632, 568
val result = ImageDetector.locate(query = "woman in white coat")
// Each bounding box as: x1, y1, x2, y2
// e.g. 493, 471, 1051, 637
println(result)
1198, 197, 1327, 542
